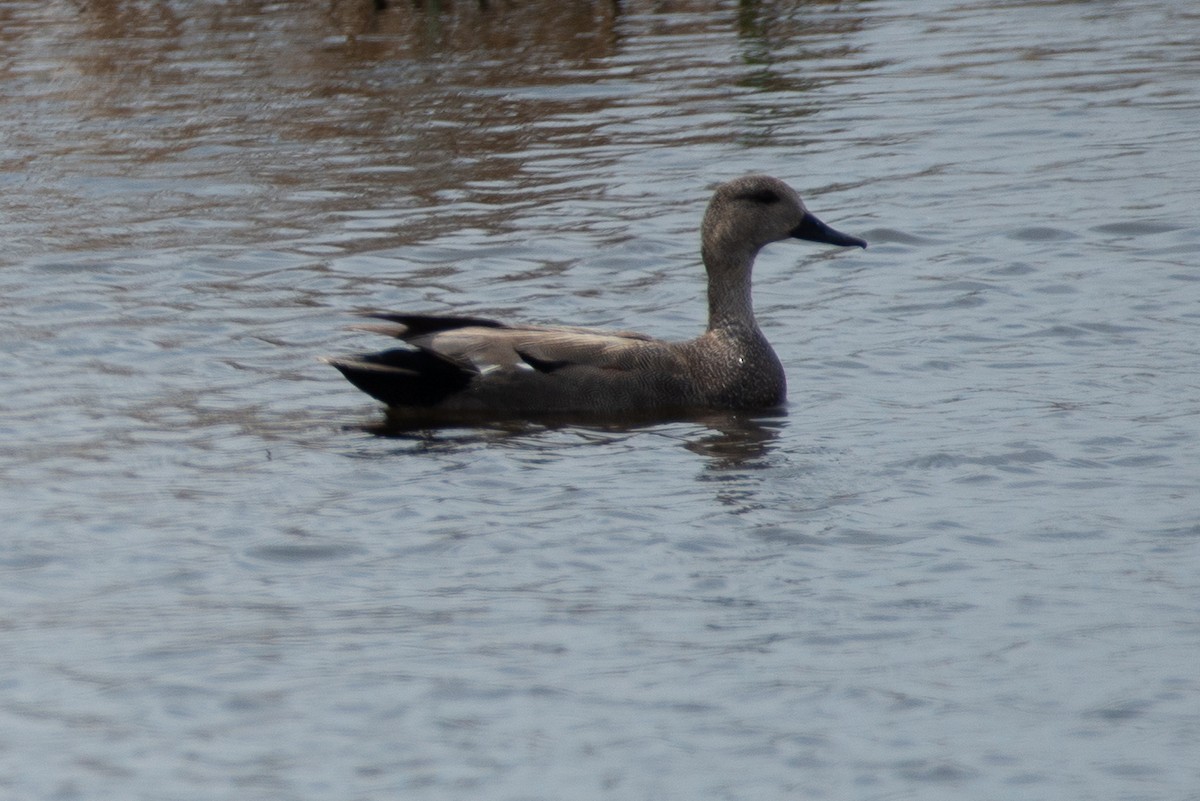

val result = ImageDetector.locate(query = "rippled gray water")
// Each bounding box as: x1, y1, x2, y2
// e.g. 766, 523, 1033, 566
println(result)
2, 1, 1199, 798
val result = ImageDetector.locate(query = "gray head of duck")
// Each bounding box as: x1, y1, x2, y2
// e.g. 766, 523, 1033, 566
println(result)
700, 175, 866, 271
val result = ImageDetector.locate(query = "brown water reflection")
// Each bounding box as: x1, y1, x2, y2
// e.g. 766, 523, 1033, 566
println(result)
5, 0, 874, 328
5, 0, 1200, 799
40, 0, 870, 210
330, 0, 622, 60
63, 0, 868, 61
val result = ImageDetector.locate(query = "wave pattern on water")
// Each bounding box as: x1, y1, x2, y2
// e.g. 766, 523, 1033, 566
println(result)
1, 0, 1199, 799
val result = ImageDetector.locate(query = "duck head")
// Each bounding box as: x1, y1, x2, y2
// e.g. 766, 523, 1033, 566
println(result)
701, 175, 866, 263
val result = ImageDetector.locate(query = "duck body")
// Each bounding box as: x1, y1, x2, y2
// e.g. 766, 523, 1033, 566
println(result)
334, 314, 785, 414
328, 176, 865, 418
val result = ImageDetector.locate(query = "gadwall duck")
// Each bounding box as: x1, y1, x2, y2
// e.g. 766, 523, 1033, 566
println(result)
328, 175, 866, 417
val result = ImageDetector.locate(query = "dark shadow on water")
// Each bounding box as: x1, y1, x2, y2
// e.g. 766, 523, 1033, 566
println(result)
354, 406, 786, 467
679, 414, 785, 469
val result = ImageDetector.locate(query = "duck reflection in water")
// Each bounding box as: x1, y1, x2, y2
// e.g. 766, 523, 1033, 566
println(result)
361, 409, 786, 473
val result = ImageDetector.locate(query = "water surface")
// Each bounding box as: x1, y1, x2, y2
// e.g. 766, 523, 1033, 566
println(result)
2, 1, 1198, 799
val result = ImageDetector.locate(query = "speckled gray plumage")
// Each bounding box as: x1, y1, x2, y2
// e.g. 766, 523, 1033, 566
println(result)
328, 175, 865, 417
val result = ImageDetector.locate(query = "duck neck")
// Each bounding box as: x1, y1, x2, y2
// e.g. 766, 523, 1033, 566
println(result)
703, 242, 760, 333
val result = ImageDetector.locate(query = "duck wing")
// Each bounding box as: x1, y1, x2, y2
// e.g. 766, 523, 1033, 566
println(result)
328, 312, 678, 412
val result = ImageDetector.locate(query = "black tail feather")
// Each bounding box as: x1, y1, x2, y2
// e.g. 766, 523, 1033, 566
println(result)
365, 313, 506, 339
329, 348, 474, 408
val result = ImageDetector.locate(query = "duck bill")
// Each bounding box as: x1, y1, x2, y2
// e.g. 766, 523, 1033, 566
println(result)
791, 211, 867, 248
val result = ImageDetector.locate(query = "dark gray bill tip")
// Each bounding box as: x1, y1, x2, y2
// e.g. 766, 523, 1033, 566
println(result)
791, 211, 867, 249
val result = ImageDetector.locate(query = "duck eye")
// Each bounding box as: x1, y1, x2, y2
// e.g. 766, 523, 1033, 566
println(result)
738, 189, 781, 205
